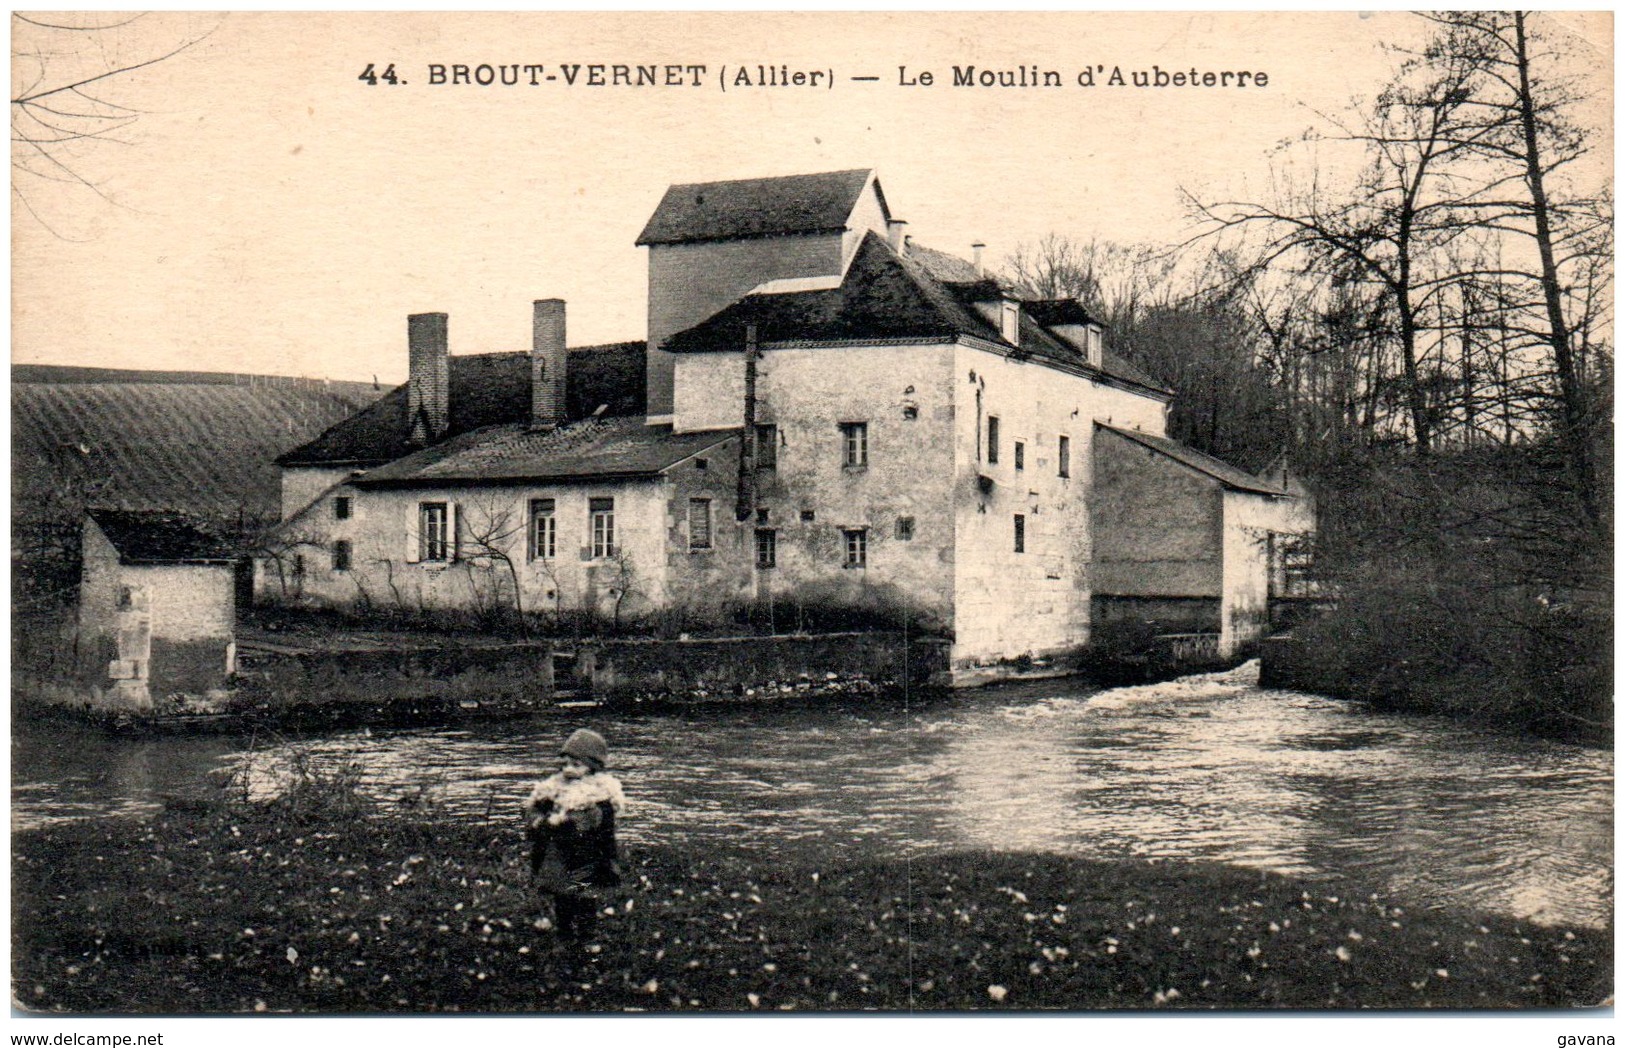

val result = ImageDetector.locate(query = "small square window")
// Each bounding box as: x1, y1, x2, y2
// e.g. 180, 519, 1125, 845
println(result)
843, 528, 867, 568
695, 458, 708, 471
800, 509, 815, 522
902, 404, 918, 421
334, 496, 351, 521
754, 424, 777, 470
755, 528, 777, 570
896, 516, 915, 541
757, 507, 770, 524
332, 539, 352, 572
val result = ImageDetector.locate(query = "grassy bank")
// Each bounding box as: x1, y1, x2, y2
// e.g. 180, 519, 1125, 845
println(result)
13, 801, 1608, 1014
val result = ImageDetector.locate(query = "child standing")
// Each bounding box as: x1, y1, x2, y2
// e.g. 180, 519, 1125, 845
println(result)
522, 728, 625, 943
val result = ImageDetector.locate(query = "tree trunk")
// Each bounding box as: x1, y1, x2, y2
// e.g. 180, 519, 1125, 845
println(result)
1514, 12, 1598, 523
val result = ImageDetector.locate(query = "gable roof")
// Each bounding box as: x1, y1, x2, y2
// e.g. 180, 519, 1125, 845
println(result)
636, 169, 879, 246
1096, 423, 1287, 495
277, 342, 645, 468
87, 509, 238, 564
665, 232, 1171, 397
352, 417, 737, 489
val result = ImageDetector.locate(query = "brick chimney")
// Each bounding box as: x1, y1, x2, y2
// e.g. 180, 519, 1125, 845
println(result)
531, 299, 567, 430
407, 312, 449, 445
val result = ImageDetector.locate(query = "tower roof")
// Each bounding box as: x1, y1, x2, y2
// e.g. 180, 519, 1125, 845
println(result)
636, 169, 881, 246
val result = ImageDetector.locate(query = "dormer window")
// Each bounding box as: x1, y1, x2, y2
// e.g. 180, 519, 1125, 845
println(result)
1086, 325, 1103, 363
1000, 301, 1020, 345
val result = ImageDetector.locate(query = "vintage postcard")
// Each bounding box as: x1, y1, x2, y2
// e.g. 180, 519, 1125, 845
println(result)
10, 10, 1612, 1042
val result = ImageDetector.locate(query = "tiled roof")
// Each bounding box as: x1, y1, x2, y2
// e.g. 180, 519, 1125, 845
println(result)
665, 233, 1171, 396
1024, 298, 1103, 328
1096, 423, 1287, 495
277, 343, 645, 467
663, 232, 971, 351
352, 417, 738, 488
636, 169, 878, 246
88, 509, 239, 563
905, 242, 981, 282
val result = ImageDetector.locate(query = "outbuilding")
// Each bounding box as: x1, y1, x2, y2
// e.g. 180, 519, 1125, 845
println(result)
78, 509, 240, 710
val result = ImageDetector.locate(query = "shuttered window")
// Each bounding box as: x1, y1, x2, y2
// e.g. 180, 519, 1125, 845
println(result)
689, 498, 712, 550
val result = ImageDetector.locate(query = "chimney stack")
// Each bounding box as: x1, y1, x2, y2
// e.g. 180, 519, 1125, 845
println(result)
407, 312, 449, 445
531, 299, 567, 430
887, 219, 909, 254
972, 242, 986, 277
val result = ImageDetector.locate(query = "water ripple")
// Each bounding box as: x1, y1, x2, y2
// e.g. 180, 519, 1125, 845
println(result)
12, 670, 1612, 929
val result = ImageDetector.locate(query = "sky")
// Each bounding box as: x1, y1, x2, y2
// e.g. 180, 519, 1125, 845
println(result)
10, 11, 1614, 386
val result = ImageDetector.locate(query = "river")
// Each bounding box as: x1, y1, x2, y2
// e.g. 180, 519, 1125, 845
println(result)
11, 663, 1612, 930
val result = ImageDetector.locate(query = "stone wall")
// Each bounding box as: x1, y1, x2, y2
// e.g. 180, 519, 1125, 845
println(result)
232, 631, 941, 708
75, 521, 237, 705
281, 465, 354, 521
586, 632, 941, 699
662, 437, 756, 620
1220, 490, 1314, 655
647, 233, 844, 420
1089, 429, 1224, 598
678, 341, 961, 631
950, 343, 1171, 667
262, 476, 688, 624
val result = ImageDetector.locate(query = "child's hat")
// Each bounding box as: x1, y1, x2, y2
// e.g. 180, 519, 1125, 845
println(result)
560, 728, 609, 768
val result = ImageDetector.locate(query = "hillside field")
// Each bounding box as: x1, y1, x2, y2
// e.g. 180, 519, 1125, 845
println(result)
13, 367, 380, 534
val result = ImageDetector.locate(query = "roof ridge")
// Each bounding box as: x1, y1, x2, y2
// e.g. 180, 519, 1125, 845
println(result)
662, 167, 872, 192
637, 168, 878, 247
1097, 423, 1284, 495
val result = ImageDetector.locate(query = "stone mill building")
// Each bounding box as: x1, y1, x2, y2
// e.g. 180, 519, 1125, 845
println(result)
261, 169, 1314, 680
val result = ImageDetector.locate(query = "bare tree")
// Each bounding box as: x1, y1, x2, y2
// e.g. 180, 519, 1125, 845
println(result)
1188, 43, 1489, 457
11, 12, 220, 233
456, 495, 529, 629
600, 547, 643, 631
1419, 11, 1609, 524
251, 527, 327, 600
1003, 234, 1176, 329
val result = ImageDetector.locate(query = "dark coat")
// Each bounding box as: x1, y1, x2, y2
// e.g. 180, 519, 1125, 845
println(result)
527, 797, 622, 891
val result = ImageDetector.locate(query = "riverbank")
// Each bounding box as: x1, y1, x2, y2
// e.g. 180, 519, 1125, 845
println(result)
14, 802, 1609, 1013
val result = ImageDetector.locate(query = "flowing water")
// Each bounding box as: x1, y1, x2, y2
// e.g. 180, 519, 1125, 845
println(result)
12, 663, 1612, 929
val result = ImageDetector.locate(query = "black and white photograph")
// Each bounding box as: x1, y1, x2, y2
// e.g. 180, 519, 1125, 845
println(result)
10, 9, 1613, 1036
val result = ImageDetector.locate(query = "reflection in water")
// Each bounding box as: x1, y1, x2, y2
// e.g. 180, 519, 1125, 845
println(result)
11, 663, 1612, 929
